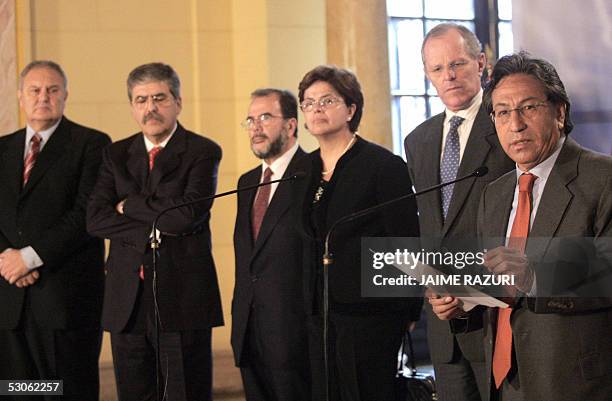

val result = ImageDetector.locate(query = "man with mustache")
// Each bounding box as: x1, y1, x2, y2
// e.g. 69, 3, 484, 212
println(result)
404, 23, 514, 401
232, 88, 309, 401
0, 60, 110, 401
87, 62, 223, 401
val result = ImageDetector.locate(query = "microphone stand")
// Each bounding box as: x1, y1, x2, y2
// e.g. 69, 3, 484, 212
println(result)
321, 166, 488, 401
148, 173, 303, 401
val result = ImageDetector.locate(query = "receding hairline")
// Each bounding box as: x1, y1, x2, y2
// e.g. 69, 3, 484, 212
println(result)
421, 24, 482, 63
19, 62, 68, 90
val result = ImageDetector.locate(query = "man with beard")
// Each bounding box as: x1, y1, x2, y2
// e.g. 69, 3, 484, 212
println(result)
232, 88, 310, 401
87, 63, 223, 401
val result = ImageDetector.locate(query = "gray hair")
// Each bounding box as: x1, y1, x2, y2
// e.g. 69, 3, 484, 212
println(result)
421, 23, 482, 63
20, 60, 68, 90
127, 62, 181, 101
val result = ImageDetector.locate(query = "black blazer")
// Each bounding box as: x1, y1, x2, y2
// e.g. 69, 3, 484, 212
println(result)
231, 148, 308, 368
87, 124, 224, 333
404, 106, 514, 364
0, 117, 110, 330
295, 136, 421, 316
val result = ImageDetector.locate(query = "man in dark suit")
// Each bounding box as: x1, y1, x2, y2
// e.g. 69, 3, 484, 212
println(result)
0, 60, 110, 400
433, 52, 612, 401
404, 23, 514, 401
87, 62, 223, 401
232, 88, 310, 401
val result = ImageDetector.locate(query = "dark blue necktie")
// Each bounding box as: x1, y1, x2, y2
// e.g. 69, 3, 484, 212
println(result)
440, 115, 464, 219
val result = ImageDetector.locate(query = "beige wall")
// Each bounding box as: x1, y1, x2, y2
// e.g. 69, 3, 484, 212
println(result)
0, 0, 18, 133
13, 0, 396, 366
14, 0, 326, 364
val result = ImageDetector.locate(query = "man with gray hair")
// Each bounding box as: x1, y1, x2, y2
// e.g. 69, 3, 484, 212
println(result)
404, 23, 514, 401
87, 62, 223, 401
0, 60, 110, 400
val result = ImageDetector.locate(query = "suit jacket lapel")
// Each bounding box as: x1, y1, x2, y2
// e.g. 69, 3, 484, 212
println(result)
237, 167, 260, 256
21, 118, 70, 198
422, 113, 445, 233
527, 138, 578, 256
148, 126, 185, 191
489, 173, 516, 237
252, 148, 305, 258
126, 135, 148, 191
1, 130, 25, 205
443, 107, 494, 235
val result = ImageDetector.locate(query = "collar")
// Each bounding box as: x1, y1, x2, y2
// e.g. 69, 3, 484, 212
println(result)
516, 135, 566, 180
262, 141, 299, 176
26, 119, 62, 145
444, 89, 483, 124
143, 122, 178, 152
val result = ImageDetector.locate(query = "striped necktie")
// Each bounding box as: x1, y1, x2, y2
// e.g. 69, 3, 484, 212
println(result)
23, 133, 42, 186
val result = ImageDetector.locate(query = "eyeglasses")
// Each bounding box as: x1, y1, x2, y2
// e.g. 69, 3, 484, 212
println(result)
491, 102, 549, 124
241, 113, 284, 130
300, 96, 344, 112
132, 93, 175, 109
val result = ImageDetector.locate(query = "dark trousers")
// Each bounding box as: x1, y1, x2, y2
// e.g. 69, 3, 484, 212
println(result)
110, 280, 213, 401
239, 313, 310, 401
307, 312, 408, 401
433, 348, 487, 401
0, 298, 102, 401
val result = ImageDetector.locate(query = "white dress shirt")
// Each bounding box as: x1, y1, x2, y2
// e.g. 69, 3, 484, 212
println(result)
258, 142, 299, 204
20, 121, 62, 271
440, 90, 483, 163
504, 136, 566, 295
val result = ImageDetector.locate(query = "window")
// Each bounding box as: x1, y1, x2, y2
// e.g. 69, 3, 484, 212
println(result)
387, 0, 513, 156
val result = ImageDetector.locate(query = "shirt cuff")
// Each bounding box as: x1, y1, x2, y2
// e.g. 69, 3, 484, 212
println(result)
20, 246, 44, 271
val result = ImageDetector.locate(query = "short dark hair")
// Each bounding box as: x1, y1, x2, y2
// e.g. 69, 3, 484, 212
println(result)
251, 88, 299, 137
127, 62, 181, 101
298, 65, 363, 133
483, 51, 574, 135
20, 60, 68, 89
421, 23, 482, 63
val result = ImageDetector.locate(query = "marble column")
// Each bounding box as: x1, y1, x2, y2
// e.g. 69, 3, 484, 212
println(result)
0, 0, 18, 135
326, 0, 393, 149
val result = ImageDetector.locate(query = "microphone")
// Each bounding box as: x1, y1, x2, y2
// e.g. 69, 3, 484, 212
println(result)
147, 170, 304, 401
318, 166, 488, 401
150, 171, 305, 245
323, 166, 489, 261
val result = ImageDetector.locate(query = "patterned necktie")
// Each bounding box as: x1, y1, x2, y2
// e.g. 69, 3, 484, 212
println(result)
23, 133, 42, 187
149, 146, 162, 171
440, 115, 464, 219
492, 172, 537, 389
251, 167, 273, 241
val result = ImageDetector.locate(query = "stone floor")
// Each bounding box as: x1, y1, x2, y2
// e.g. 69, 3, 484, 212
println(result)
99, 350, 245, 401
99, 350, 434, 401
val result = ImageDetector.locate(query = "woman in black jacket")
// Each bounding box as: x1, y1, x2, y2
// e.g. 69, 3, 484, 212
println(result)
295, 65, 421, 401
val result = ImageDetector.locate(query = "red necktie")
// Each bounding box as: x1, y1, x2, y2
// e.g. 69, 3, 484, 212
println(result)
140, 146, 163, 280
493, 172, 537, 388
149, 146, 162, 171
23, 133, 42, 186
251, 167, 273, 240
